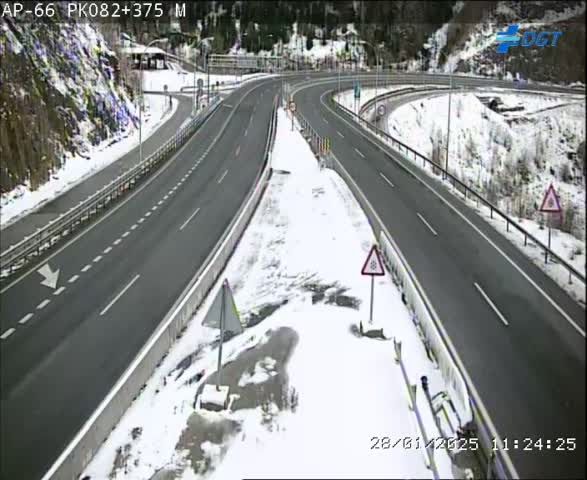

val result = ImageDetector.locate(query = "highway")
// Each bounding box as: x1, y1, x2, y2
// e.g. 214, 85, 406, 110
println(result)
293, 74, 585, 479
0, 78, 279, 480
0, 71, 584, 480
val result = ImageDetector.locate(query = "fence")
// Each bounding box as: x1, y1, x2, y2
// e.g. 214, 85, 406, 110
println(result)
333, 94, 585, 287
41, 95, 279, 480
0, 95, 221, 281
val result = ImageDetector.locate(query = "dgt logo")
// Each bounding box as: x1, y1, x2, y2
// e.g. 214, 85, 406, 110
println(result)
496, 24, 563, 54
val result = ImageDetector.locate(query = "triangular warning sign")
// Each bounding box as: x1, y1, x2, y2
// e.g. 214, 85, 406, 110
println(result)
361, 245, 385, 276
539, 184, 561, 213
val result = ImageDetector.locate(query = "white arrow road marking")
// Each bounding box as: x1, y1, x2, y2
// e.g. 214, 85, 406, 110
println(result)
379, 172, 395, 188
417, 213, 438, 236
1, 328, 15, 340
100, 274, 140, 316
180, 207, 201, 231
37, 263, 60, 289
474, 283, 510, 327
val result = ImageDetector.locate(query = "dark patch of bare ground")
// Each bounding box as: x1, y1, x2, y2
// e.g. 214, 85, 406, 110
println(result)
303, 281, 361, 310
174, 326, 299, 477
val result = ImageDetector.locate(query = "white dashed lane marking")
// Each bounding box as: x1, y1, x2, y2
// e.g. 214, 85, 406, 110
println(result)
122, 231, 130, 238
474, 283, 510, 327
354, 148, 365, 158
113, 238, 122, 245
68, 275, 79, 283
53, 286, 66, 296
93, 255, 102, 263
138, 218, 145, 224
100, 274, 140, 316
380, 172, 395, 188
81, 264, 92, 272
179, 207, 201, 231
103, 246, 113, 254
337, 130, 344, 138
131, 224, 138, 230
218, 170, 228, 184
19, 313, 33, 325
1, 328, 15, 340
417, 213, 438, 237
37, 299, 50, 310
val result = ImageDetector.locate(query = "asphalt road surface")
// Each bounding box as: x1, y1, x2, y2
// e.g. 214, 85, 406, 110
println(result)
293, 73, 585, 479
0, 92, 193, 250
0, 78, 280, 480
0, 71, 584, 480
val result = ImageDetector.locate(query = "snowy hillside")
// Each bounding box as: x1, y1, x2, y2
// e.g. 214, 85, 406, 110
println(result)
387, 90, 585, 279
422, 1, 586, 83
0, 15, 139, 197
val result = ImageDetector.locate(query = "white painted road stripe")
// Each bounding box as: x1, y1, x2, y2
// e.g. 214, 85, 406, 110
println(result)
245, 129, 248, 137
131, 224, 138, 230
122, 231, 130, 238
179, 207, 201, 231
235, 145, 241, 156
113, 238, 122, 245
100, 274, 140, 316
138, 218, 145, 224
1, 328, 15, 340
103, 246, 113, 254
81, 264, 92, 272
158, 200, 164, 205
68, 275, 79, 283
323, 117, 329, 124
152, 205, 158, 211
337, 130, 344, 138
93, 255, 102, 263
218, 169, 228, 184
474, 283, 510, 326
417, 213, 438, 236
354, 148, 365, 158
145, 211, 152, 217
19, 313, 33, 325
380, 172, 395, 188
37, 299, 50, 310
53, 286, 66, 296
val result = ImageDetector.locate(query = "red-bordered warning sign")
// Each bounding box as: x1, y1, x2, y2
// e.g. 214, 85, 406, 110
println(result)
539, 184, 562, 213
361, 245, 385, 276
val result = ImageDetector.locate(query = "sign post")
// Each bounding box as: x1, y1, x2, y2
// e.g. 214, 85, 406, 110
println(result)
289, 100, 296, 131
361, 245, 386, 333
354, 81, 361, 114
539, 183, 562, 264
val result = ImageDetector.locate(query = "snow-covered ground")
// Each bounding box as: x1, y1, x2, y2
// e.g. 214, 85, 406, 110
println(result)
82, 108, 465, 480
334, 84, 421, 114
382, 89, 585, 303
0, 82, 177, 228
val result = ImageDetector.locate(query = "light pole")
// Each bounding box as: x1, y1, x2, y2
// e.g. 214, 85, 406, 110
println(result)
358, 40, 380, 127
139, 38, 168, 165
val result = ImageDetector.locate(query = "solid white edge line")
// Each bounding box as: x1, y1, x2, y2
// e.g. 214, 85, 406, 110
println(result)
474, 282, 510, 326
319, 88, 585, 338
314, 86, 521, 478
417, 212, 439, 237
354, 148, 365, 158
179, 207, 201, 231
379, 172, 395, 188
19, 313, 33, 325
99, 274, 140, 316
1, 328, 15, 340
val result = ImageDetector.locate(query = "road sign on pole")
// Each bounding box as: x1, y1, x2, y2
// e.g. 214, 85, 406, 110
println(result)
539, 183, 562, 263
361, 245, 385, 330
539, 184, 561, 213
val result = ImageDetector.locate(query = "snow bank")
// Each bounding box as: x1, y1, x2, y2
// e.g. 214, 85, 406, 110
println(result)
82, 108, 462, 479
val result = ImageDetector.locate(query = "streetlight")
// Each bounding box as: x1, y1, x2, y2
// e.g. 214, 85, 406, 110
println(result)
139, 38, 168, 165
357, 40, 381, 127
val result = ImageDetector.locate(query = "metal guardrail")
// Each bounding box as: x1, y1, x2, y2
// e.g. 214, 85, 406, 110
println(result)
334, 94, 586, 287
41, 94, 279, 480
0, 95, 221, 281
292, 106, 518, 479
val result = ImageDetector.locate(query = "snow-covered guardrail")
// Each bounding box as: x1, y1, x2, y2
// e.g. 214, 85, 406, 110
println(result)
41, 95, 279, 480
0, 95, 221, 281
333, 94, 586, 288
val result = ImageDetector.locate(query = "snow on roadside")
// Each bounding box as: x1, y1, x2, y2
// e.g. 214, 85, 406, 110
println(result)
82, 108, 460, 480
379, 90, 585, 303
0, 90, 177, 229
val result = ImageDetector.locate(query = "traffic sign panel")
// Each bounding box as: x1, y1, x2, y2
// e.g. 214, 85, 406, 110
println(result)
361, 245, 385, 276
377, 104, 386, 116
539, 184, 561, 213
